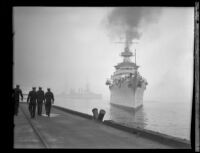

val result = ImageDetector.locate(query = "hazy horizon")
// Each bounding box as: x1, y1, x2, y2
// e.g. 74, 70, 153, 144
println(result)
13, 7, 194, 102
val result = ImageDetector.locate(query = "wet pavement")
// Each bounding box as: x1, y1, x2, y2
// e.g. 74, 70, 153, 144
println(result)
14, 103, 184, 149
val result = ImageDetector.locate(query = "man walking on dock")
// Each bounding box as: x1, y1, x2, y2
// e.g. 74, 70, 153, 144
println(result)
44, 88, 54, 117
36, 87, 45, 116
27, 87, 37, 118
14, 85, 23, 116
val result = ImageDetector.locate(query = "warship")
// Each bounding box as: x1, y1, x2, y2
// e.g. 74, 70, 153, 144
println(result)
61, 83, 102, 100
106, 41, 148, 109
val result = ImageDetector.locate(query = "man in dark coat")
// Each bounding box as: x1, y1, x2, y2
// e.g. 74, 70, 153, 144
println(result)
27, 87, 37, 118
44, 88, 54, 117
36, 87, 45, 116
14, 85, 23, 116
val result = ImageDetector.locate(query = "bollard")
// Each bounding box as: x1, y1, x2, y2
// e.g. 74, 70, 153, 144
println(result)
92, 108, 99, 120
97, 109, 106, 122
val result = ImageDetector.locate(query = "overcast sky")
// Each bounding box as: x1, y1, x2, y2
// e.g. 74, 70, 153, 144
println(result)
13, 7, 194, 102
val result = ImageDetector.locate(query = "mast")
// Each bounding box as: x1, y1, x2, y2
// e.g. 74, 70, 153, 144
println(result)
115, 41, 138, 63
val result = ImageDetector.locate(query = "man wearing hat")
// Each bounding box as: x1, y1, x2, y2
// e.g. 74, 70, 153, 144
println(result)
44, 88, 54, 117
13, 85, 23, 116
27, 87, 37, 118
36, 87, 45, 116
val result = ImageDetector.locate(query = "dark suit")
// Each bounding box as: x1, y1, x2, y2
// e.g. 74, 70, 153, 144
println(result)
36, 90, 45, 115
44, 91, 54, 116
14, 88, 23, 115
27, 90, 37, 118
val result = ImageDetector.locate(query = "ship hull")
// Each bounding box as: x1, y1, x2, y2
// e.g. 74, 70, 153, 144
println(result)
109, 80, 145, 109
110, 103, 143, 111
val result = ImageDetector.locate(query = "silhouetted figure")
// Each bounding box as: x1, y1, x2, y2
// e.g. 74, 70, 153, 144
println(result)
14, 85, 23, 116
36, 87, 45, 116
44, 88, 54, 117
27, 87, 37, 118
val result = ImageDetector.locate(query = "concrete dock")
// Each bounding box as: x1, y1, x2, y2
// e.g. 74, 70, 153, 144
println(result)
14, 103, 191, 149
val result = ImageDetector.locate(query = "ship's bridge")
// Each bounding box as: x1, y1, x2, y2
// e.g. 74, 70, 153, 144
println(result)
121, 51, 133, 57
113, 69, 136, 76
115, 62, 139, 70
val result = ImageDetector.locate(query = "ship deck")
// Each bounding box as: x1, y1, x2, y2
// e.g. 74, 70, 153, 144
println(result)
13, 102, 191, 149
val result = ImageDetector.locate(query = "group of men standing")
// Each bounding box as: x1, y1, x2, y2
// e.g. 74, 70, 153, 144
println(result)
13, 85, 54, 119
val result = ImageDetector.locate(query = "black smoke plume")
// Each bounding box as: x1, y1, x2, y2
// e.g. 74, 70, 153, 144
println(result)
106, 7, 161, 43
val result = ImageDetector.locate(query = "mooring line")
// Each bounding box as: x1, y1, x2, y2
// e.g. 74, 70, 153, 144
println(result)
19, 105, 50, 148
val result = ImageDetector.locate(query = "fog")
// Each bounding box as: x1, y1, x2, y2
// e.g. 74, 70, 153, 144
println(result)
13, 7, 194, 102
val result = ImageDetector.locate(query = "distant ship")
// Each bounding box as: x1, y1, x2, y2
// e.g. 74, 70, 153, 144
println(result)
106, 41, 148, 109
62, 83, 102, 99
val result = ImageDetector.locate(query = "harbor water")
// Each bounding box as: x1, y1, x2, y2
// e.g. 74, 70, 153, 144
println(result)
55, 96, 191, 141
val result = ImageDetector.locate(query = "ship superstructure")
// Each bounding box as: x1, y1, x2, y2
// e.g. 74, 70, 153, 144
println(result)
63, 83, 102, 100
106, 42, 148, 109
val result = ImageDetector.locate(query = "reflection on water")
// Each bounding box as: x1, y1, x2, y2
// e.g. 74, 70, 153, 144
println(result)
109, 105, 147, 129
55, 96, 191, 140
